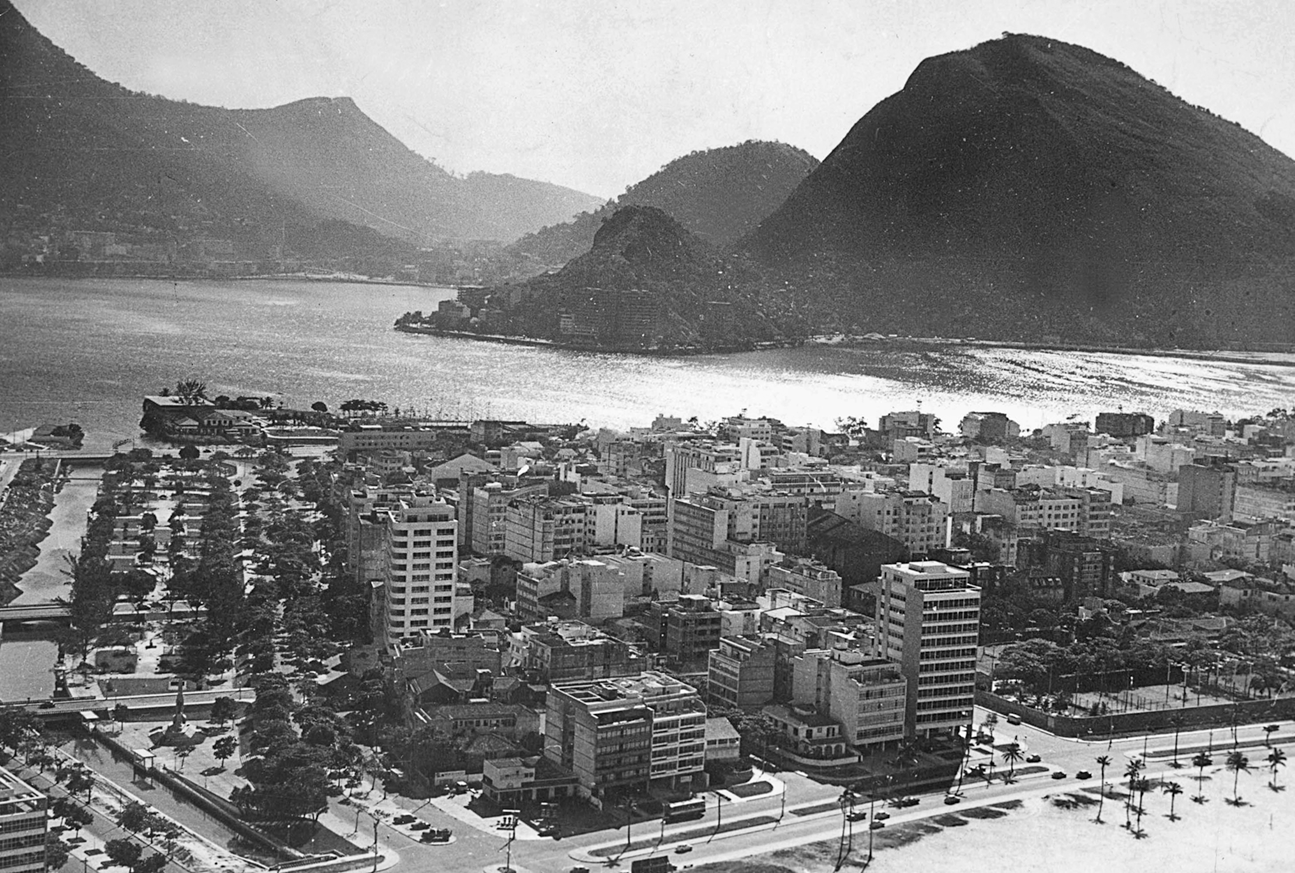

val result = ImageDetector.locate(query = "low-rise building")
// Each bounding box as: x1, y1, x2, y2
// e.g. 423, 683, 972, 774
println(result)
706, 635, 777, 709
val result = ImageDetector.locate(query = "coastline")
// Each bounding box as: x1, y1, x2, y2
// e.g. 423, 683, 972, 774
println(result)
0, 270, 451, 292
393, 323, 1295, 368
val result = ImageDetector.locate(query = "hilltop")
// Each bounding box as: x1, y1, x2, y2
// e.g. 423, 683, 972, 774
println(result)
0, 0, 600, 257
508, 142, 818, 275
747, 34, 1295, 348
400, 205, 806, 351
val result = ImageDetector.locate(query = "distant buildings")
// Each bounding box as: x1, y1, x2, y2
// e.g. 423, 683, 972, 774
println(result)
959, 412, 1020, 442
834, 490, 947, 557
1094, 411, 1156, 438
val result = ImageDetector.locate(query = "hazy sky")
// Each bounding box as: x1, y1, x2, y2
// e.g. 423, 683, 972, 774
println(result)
14, 0, 1295, 197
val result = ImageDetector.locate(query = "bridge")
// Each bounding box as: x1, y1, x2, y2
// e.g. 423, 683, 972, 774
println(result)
0, 601, 205, 627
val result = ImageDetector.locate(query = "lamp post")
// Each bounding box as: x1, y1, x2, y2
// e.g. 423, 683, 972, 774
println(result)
500, 808, 520, 873
371, 818, 379, 873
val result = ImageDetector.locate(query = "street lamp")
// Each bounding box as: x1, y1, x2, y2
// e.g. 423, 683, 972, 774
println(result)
500, 808, 520, 873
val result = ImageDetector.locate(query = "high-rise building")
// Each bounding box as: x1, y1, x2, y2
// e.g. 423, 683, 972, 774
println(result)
876, 561, 980, 738
0, 766, 46, 873
504, 495, 592, 563
384, 494, 460, 642
470, 482, 549, 555
544, 672, 707, 800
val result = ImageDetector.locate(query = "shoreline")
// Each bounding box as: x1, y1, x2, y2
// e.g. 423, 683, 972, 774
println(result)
394, 323, 1295, 367
0, 271, 452, 292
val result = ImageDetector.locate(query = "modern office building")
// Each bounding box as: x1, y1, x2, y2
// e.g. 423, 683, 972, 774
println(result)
544, 672, 707, 800
0, 766, 46, 873
876, 561, 980, 738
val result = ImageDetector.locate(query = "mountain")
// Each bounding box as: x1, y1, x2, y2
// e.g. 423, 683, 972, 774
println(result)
509, 141, 818, 272
403, 205, 805, 350
0, 2, 600, 248
747, 34, 1295, 347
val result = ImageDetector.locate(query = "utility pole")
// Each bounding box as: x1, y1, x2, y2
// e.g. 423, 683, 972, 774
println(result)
372, 818, 379, 873
500, 808, 519, 873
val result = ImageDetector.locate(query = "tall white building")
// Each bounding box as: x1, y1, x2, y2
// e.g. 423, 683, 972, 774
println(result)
876, 561, 980, 739
384, 493, 459, 642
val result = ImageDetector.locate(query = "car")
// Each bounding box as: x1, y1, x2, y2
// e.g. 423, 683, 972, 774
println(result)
420, 830, 451, 843
410, 821, 430, 831
393, 814, 416, 825
1006, 714, 1022, 725
1026, 754, 1041, 763
870, 821, 886, 830
847, 811, 867, 822
1051, 771, 1067, 780
943, 795, 961, 805
1076, 771, 1092, 780
675, 845, 693, 854
874, 812, 890, 821
570, 867, 590, 873
897, 797, 919, 807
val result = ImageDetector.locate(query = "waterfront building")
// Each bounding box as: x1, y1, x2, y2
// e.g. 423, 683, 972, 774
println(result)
1177, 461, 1238, 521
876, 561, 980, 738
958, 411, 1020, 442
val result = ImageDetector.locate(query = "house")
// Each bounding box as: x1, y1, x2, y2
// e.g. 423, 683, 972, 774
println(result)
704, 717, 741, 764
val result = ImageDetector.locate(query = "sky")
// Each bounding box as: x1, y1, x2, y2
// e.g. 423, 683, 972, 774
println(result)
13, 0, 1295, 198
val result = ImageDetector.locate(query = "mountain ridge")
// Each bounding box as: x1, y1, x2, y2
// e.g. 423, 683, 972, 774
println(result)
0, 1, 601, 246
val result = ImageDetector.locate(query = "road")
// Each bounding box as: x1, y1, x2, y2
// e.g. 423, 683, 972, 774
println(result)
329, 707, 1295, 873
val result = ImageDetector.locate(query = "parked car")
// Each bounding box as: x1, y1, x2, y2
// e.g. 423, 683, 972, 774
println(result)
943, 795, 961, 805
847, 811, 867, 822
675, 845, 693, 854
1076, 771, 1092, 780
1051, 771, 1067, 780
874, 812, 890, 821
1006, 713, 1022, 725
870, 821, 886, 830
421, 829, 452, 843
393, 814, 416, 825
1026, 754, 1041, 763
410, 821, 430, 831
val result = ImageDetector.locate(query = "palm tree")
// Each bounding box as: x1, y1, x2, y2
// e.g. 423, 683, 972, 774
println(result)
1267, 747, 1286, 790
1225, 750, 1250, 805
1163, 781, 1183, 821
1169, 715, 1184, 768
1264, 724, 1279, 747
1132, 776, 1151, 838
1191, 751, 1212, 803
1122, 759, 1144, 829
1094, 754, 1113, 823
1003, 742, 1023, 783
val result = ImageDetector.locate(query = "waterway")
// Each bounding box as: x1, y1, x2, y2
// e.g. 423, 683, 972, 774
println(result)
11, 465, 103, 605
0, 276, 1292, 444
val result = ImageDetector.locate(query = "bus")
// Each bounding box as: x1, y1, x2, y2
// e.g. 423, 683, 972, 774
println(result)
663, 798, 706, 823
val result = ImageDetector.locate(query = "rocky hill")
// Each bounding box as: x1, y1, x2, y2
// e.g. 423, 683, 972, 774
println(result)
747, 34, 1295, 347
509, 141, 818, 273
410, 206, 805, 350
0, 1, 600, 248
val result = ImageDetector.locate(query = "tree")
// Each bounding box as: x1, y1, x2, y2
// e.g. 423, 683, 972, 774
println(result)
209, 696, 237, 728
64, 768, 94, 803
1132, 776, 1151, 838
1002, 743, 1023, 783
1225, 750, 1250, 804
174, 380, 208, 405
213, 735, 238, 770
0, 707, 39, 757
1264, 724, 1279, 747
178, 445, 200, 462
46, 833, 72, 871
1162, 781, 1183, 821
61, 803, 93, 838
1267, 747, 1286, 789
104, 838, 142, 870
311, 402, 328, 414
1191, 752, 1212, 803
1094, 754, 1113, 823
116, 802, 151, 835
135, 854, 167, 873
1122, 759, 1143, 828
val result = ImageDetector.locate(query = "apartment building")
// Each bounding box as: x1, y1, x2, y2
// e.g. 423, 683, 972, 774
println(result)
661, 594, 723, 667
516, 558, 624, 622
504, 495, 593, 563
518, 620, 643, 682
0, 766, 46, 873
767, 556, 843, 607
544, 672, 707, 799
975, 486, 1112, 538
384, 494, 460, 642
470, 481, 550, 555
876, 561, 980, 738
790, 642, 906, 749
834, 490, 948, 556
706, 635, 777, 709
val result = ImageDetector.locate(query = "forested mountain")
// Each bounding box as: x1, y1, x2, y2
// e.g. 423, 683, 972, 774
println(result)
746, 34, 1295, 347
509, 141, 818, 273
0, 1, 600, 249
